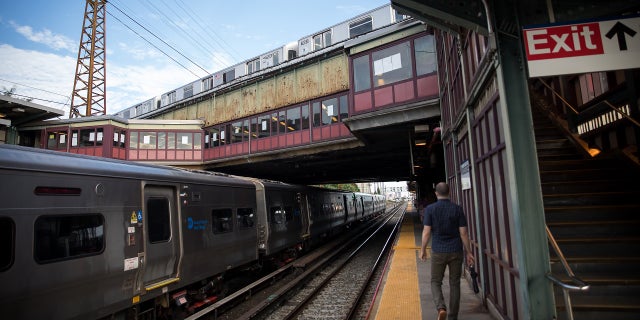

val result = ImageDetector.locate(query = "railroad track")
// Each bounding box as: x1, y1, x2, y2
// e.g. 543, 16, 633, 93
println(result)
186, 203, 406, 320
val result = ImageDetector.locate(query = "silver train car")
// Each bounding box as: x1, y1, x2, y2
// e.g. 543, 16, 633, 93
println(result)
0, 144, 384, 319
116, 4, 408, 120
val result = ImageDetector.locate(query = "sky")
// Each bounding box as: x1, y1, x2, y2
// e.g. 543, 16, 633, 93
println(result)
0, 0, 389, 117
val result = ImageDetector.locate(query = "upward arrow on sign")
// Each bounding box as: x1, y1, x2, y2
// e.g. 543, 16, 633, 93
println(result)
605, 21, 637, 50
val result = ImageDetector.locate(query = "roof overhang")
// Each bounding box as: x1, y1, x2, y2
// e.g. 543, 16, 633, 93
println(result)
391, 0, 489, 36
0, 95, 65, 127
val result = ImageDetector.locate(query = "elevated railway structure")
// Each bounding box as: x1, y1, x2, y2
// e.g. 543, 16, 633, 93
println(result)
18, 5, 442, 185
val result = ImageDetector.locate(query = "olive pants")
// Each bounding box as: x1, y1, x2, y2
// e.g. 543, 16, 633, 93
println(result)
431, 251, 464, 320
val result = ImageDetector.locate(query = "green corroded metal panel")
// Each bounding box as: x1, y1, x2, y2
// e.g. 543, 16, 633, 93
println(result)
348, 24, 427, 55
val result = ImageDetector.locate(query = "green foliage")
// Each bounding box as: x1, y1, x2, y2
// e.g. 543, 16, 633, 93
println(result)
314, 183, 360, 192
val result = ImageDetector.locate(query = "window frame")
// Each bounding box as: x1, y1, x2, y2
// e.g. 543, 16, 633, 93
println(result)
212, 208, 234, 234
34, 214, 105, 264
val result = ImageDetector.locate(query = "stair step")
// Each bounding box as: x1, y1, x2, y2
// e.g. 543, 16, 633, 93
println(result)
547, 220, 640, 238
540, 167, 629, 183
549, 237, 640, 258
550, 271, 640, 286
556, 295, 640, 318
536, 138, 573, 149
543, 191, 640, 206
545, 204, 640, 223
541, 179, 640, 194
538, 153, 583, 161
538, 158, 618, 171
554, 260, 640, 275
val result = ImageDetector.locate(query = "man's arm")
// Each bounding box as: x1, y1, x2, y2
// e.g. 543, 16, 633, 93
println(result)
420, 225, 431, 261
459, 226, 474, 266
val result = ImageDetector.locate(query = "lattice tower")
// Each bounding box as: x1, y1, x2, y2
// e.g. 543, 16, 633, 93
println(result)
70, 0, 107, 118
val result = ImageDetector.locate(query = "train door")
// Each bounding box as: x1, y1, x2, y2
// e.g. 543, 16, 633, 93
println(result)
342, 195, 349, 223
141, 184, 182, 290
298, 192, 311, 239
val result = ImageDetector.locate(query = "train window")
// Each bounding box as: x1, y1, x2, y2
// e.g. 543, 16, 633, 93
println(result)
242, 120, 249, 141
312, 102, 321, 127
204, 130, 211, 148
158, 132, 167, 149
284, 206, 294, 221
210, 127, 220, 147
301, 104, 310, 130
223, 69, 235, 84
312, 30, 331, 51
250, 118, 258, 139
34, 214, 104, 263
349, 17, 372, 38
353, 55, 371, 92
270, 207, 286, 224
168, 132, 176, 149
80, 128, 102, 147
202, 76, 213, 91
415, 35, 437, 76
140, 132, 157, 149
278, 111, 286, 134
113, 130, 126, 148
177, 133, 192, 149
237, 208, 255, 229
129, 132, 138, 149
339, 95, 348, 121
270, 112, 279, 136
247, 59, 260, 74
372, 41, 413, 87
148, 197, 171, 243
286, 107, 300, 132
47, 131, 68, 150
258, 115, 271, 138
322, 98, 338, 125
231, 121, 243, 144
212, 209, 233, 234
0, 218, 14, 271
194, 132, 202, 150
183, 85, 193, 98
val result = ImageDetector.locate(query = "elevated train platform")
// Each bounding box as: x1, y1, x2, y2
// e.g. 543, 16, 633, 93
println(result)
370, 202, 494, 320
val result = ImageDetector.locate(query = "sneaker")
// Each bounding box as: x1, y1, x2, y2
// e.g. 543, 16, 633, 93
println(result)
438, 308, 447, 320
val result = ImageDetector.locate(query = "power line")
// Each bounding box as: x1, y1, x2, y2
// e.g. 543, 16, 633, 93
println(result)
108, 1, 210, 77
5, 93, 69, 106
106, 10, 204, 79
174, 0, 242, 63
0, 78, 70, 98
138, 0, 231, 70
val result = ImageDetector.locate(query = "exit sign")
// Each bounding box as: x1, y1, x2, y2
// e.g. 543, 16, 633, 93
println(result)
523, 16, 640, 77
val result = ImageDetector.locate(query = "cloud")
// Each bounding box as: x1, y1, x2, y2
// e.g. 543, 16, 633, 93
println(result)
0, 44, 198, 117
0, 44, 73, 114
9, 21, 76, 52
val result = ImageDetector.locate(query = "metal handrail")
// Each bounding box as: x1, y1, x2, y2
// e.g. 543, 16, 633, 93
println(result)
538, 78, 640, 128
537, 79, 579, 114
603, 100, 640, 128
545, 226, 589, 320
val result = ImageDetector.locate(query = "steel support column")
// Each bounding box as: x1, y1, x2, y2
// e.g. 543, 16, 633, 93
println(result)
489, 0, 555, 318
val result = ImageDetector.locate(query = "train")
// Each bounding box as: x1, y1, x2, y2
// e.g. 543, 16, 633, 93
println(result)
0, 144, 385, 319
115, 4, 408, 119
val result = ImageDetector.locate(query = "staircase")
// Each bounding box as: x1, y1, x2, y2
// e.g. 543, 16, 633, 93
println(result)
531, 100, 640, 320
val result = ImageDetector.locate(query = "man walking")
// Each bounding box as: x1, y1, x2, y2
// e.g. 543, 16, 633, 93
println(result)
420, 182, 474, 320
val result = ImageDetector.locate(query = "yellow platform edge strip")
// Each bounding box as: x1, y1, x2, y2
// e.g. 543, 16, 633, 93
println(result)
374, 216, 422, 319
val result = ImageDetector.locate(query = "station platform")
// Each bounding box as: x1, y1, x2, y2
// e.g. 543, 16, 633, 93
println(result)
370, 202, 495, 320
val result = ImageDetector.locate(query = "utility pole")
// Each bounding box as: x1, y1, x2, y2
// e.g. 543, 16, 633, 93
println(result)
70, 0, 107, 118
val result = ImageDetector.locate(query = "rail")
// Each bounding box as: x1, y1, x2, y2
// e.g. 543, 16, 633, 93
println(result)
545, 226, 589, 320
